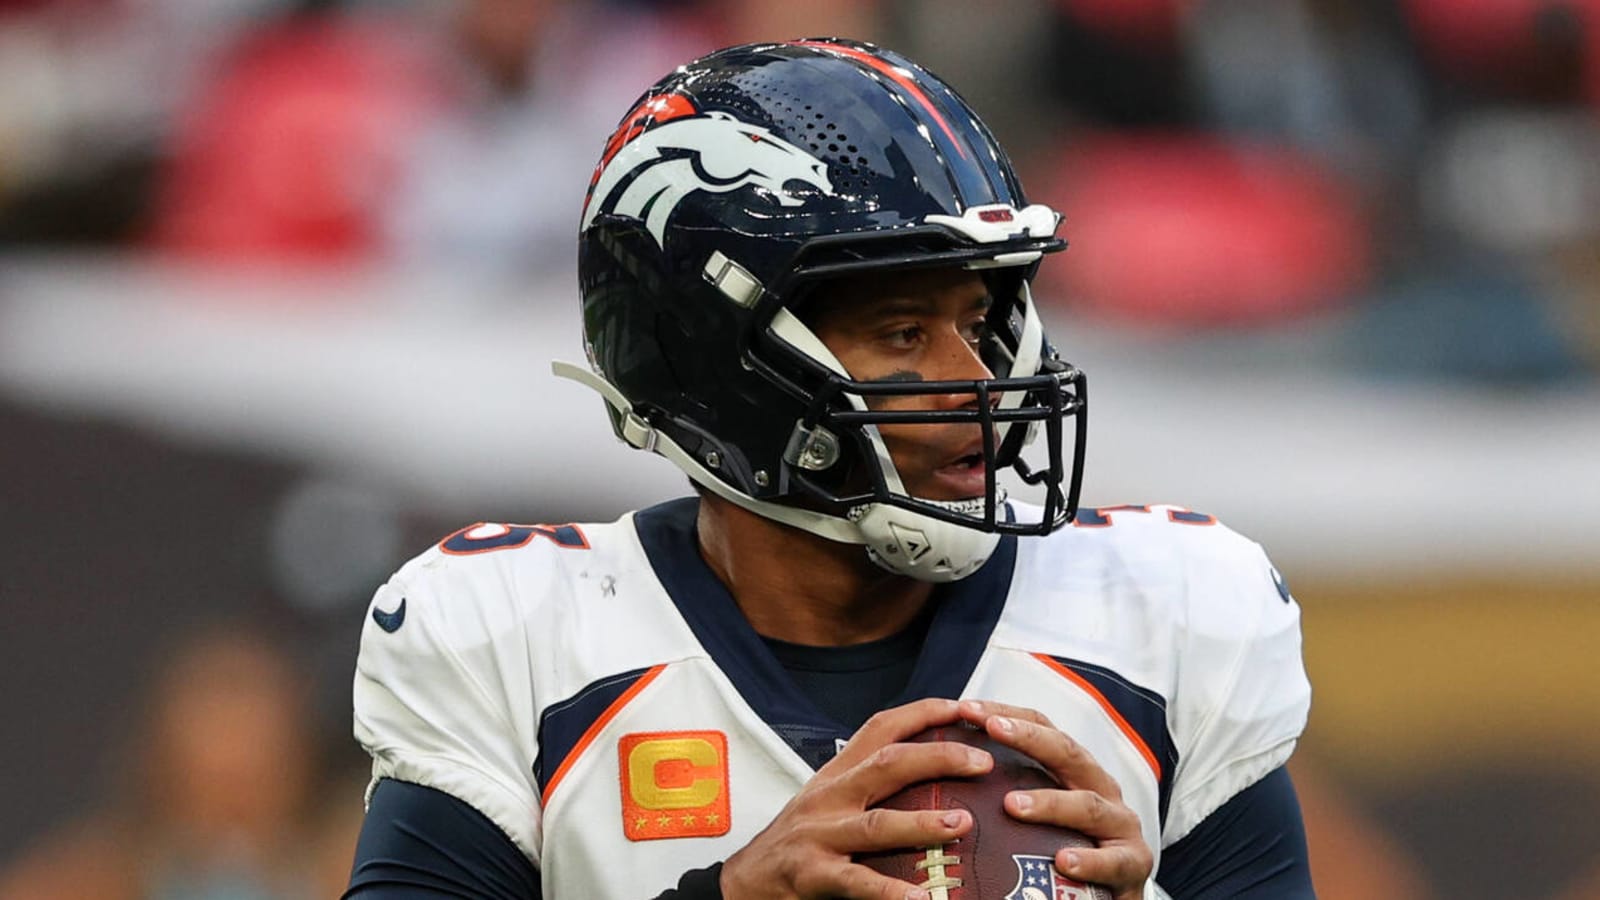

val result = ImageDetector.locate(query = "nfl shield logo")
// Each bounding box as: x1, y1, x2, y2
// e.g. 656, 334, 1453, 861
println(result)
1006, 854, 1095, 900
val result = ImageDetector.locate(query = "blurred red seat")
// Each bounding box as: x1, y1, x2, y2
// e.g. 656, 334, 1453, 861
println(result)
149, 14, 447, 263
1034, 133, 1370, 326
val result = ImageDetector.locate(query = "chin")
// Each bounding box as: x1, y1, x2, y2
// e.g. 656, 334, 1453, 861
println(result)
918, 468, 989, 502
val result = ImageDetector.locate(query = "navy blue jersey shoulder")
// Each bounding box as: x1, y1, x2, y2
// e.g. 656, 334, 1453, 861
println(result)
345, 779, 540, 899
1156, 767, 1316, 899
1044, 654, 1178, 829
534, 666, 656, 798
633, 496, 1017, 769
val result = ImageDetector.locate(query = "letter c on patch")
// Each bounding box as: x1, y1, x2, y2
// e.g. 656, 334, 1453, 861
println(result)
618, 730, 730, 840
626, 737, 721, 809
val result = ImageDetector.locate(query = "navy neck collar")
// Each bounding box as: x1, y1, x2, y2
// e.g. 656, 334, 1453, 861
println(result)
633, 497, 1017, 769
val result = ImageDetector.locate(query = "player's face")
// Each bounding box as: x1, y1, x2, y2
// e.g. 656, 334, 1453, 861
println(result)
806, 267, 998, 501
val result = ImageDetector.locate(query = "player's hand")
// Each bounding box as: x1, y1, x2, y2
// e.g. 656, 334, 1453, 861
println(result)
719, 697, 992, 900
957, 699, 1153, 900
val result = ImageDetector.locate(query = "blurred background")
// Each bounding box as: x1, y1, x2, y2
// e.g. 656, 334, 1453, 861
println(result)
1, 0, 1597, 897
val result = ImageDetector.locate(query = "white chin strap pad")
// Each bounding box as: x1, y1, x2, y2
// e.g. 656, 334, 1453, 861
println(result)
850, 500, 1003, 583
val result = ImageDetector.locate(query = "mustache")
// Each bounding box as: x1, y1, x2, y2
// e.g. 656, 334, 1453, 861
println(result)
867, 369, 924, 384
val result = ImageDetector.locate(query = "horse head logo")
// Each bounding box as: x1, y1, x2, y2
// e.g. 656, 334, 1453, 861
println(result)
582, 110, 835, 247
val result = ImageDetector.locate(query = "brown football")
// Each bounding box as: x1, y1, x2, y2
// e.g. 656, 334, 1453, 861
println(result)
856, 722, 1113, 900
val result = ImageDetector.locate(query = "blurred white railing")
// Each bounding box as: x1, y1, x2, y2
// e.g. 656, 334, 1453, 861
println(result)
3, 255, 1596, 577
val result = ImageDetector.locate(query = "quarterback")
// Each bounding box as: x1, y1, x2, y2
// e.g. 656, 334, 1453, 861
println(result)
345, 40, 1314, 899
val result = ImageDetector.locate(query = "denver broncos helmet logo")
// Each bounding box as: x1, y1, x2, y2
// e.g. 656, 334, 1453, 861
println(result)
583, 96, 835, 248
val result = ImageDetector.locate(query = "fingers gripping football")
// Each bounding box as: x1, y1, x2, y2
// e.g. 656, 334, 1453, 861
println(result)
720, 698, 984, 900
960, 700, 1154, 900
960, 700, 1122, 800
837, 700, 971, 768
841, 739, 993, 807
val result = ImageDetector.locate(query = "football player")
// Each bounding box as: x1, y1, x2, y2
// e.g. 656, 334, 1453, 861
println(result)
346, 39, 1314, 900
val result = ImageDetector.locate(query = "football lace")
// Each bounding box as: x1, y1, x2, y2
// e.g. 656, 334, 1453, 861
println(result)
914, 846, 962, 896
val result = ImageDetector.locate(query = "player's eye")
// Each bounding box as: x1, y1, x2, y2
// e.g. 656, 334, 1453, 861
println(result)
883, 324, 923, 349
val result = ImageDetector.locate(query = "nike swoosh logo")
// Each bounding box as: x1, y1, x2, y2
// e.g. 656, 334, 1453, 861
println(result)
372, 596, 407, 633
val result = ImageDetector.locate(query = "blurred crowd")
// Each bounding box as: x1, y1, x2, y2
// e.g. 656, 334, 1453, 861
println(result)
0, 0, 1597, 380
0, 626, 367, 900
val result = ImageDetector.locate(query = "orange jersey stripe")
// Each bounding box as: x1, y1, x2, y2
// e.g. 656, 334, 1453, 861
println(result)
1032, 653, 1162, 781
542, 664, 667, 806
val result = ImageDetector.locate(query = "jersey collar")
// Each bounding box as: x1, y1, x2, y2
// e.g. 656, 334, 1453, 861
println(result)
633, 497, 1018, 769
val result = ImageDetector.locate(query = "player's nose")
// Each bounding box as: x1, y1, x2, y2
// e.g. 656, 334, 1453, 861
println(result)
925, 325, 995, 410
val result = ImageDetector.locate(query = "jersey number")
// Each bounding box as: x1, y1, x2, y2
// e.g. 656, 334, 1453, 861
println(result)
1073, 504, 1216, 528
439, 522, 590, 554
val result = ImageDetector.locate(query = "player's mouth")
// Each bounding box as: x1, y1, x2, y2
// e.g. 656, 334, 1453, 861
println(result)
930, 440, 990, 498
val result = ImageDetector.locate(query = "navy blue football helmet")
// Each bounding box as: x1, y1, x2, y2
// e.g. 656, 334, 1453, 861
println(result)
556, 38, 1086, 581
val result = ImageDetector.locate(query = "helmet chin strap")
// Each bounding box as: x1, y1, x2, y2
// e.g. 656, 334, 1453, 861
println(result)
849, 422, 1003, 582
848, 492, 1004, 582
552, 361, 1005, 582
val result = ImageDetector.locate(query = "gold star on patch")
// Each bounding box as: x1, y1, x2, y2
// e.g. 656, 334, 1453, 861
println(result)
681, 814, 697, 826
635, 817, 648, 829
657, 816, 673, 828
705, 813, 720, 825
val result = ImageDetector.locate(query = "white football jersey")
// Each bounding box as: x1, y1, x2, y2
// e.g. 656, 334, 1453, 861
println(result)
353, 498, 1309, 899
